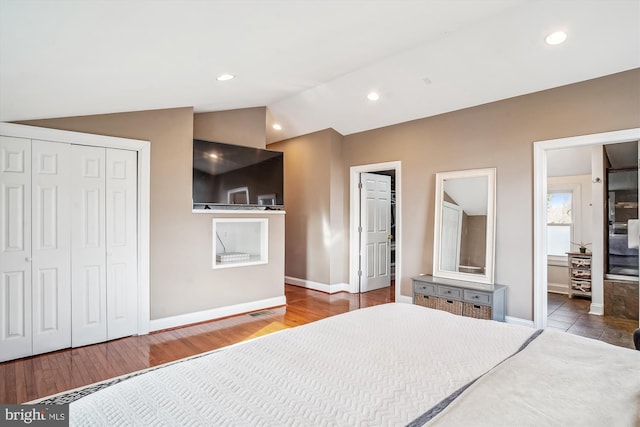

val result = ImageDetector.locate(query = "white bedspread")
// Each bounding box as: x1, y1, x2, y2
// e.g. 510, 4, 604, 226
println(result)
425, 328, 640, 427
69, 303, 534, 426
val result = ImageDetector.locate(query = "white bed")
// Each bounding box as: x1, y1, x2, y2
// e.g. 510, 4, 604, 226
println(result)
36, 303, 639, 426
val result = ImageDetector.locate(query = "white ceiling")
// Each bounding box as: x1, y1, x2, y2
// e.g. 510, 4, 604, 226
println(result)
546, 141, 638, 177
547, 146, 594, 177
444, 177, 488, 216
1, 0, 639, 144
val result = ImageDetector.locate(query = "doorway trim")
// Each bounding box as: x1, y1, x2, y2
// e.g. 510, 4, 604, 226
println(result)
349, 161, 408, 303
533, 127, 640, 329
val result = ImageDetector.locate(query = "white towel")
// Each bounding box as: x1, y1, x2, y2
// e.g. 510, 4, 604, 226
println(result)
627, 219, 639, 249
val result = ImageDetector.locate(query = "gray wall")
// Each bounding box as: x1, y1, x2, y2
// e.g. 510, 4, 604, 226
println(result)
342, 69, 639, 320
270, 128, 345, 285
273, 69, 640, 321
18, 69, 640, 323
21, 107, 284, 320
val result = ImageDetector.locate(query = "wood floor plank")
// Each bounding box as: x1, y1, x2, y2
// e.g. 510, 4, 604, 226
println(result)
38, 356, 57, 400
13, 360, 27, 404
50, 352, 73, 397
0, 362, 15, 403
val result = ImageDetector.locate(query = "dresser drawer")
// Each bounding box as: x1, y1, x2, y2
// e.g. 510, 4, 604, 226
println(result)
570, 257, 591, 268
437, 285, 462, 299
464, 290, 492, 305
414, 281, 436, 296
414, 293, 437, 309
412, 276, 506, 322
436, 297, 463, 315
463, 302, 492, 319
571, 269, 591, 280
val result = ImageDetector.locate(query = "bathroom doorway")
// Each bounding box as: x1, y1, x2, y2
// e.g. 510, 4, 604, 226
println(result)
533, 128, 640, 330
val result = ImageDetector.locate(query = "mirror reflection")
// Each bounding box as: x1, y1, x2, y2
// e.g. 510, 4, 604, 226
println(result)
440, 176, 488, 275
433, 168, 496, 285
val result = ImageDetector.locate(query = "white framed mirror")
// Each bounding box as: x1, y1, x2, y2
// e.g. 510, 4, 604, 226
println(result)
433, 168, 496, 285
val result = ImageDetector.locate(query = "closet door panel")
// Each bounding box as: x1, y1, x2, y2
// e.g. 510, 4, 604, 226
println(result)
31, 140, 71, 354
71, 145, 107, 347
0, 136, 32, 362
1, 128, 141, 361
106, 149, 138, 340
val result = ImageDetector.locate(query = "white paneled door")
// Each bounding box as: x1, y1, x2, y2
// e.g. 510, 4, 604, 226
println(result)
71, 145, 107, 347
31, 140, 71, 355
440, 201, 462, 272
71, 145, 138, 347
1, 138, 73, 361
0, 136, 33, 361
360, 172, 391, 292
106, 149, 138, 340
0, 125, 141, 362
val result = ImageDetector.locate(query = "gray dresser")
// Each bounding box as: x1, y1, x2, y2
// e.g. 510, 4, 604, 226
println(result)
412, 275, 507, 321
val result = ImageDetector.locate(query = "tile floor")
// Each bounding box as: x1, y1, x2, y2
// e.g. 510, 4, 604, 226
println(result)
547, 292, 639, 349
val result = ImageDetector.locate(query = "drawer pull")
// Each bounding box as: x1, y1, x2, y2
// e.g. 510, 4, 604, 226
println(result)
446, 290, 451, 294
473, 295, 479, 299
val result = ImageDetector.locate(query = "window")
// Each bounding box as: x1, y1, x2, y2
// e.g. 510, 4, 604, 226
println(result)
547, 191, 573, 257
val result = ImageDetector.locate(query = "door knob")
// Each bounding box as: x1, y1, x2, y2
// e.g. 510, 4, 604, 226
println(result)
25, 257, 32, 262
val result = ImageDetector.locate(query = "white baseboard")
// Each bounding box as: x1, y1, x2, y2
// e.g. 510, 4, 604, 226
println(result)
505, 316, 535, 328
547, 282, 569, 294
285, 276, 349, 294
149, 295, 287, 332
396, 295, 412, 304
589, 303, 604, 316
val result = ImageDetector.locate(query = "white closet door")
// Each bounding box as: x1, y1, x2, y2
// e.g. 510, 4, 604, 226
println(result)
71, 145, 107, 347
0, 136, 32, 362
440, 201, 462, 272
106, 149, 138, 340
31, 140, 71, 354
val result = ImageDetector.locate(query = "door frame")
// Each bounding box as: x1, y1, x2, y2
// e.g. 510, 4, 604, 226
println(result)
533, 127, 640, 329
0, 122, 151, 335
349, 161, 407, 302
359, 172, 392, 293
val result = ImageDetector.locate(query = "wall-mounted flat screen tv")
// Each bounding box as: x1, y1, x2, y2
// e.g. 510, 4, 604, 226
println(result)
192, 139, 284, 209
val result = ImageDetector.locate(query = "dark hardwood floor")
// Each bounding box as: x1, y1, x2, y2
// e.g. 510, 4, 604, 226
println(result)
547, 292, 638, 349
3, 285, 637, 404
0, 283, 394, 404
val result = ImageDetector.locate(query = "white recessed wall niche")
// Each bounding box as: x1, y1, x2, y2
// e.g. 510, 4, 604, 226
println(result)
212, 218, 268, 269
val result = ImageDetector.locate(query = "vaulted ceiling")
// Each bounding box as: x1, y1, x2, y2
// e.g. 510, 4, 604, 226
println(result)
1, 0, 638, 144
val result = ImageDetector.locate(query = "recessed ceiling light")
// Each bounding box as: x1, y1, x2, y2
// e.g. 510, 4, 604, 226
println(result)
367, 92, 380, 101
272, 123, 282, 131
216, 73, 235, 81
545, 31, 567, 45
